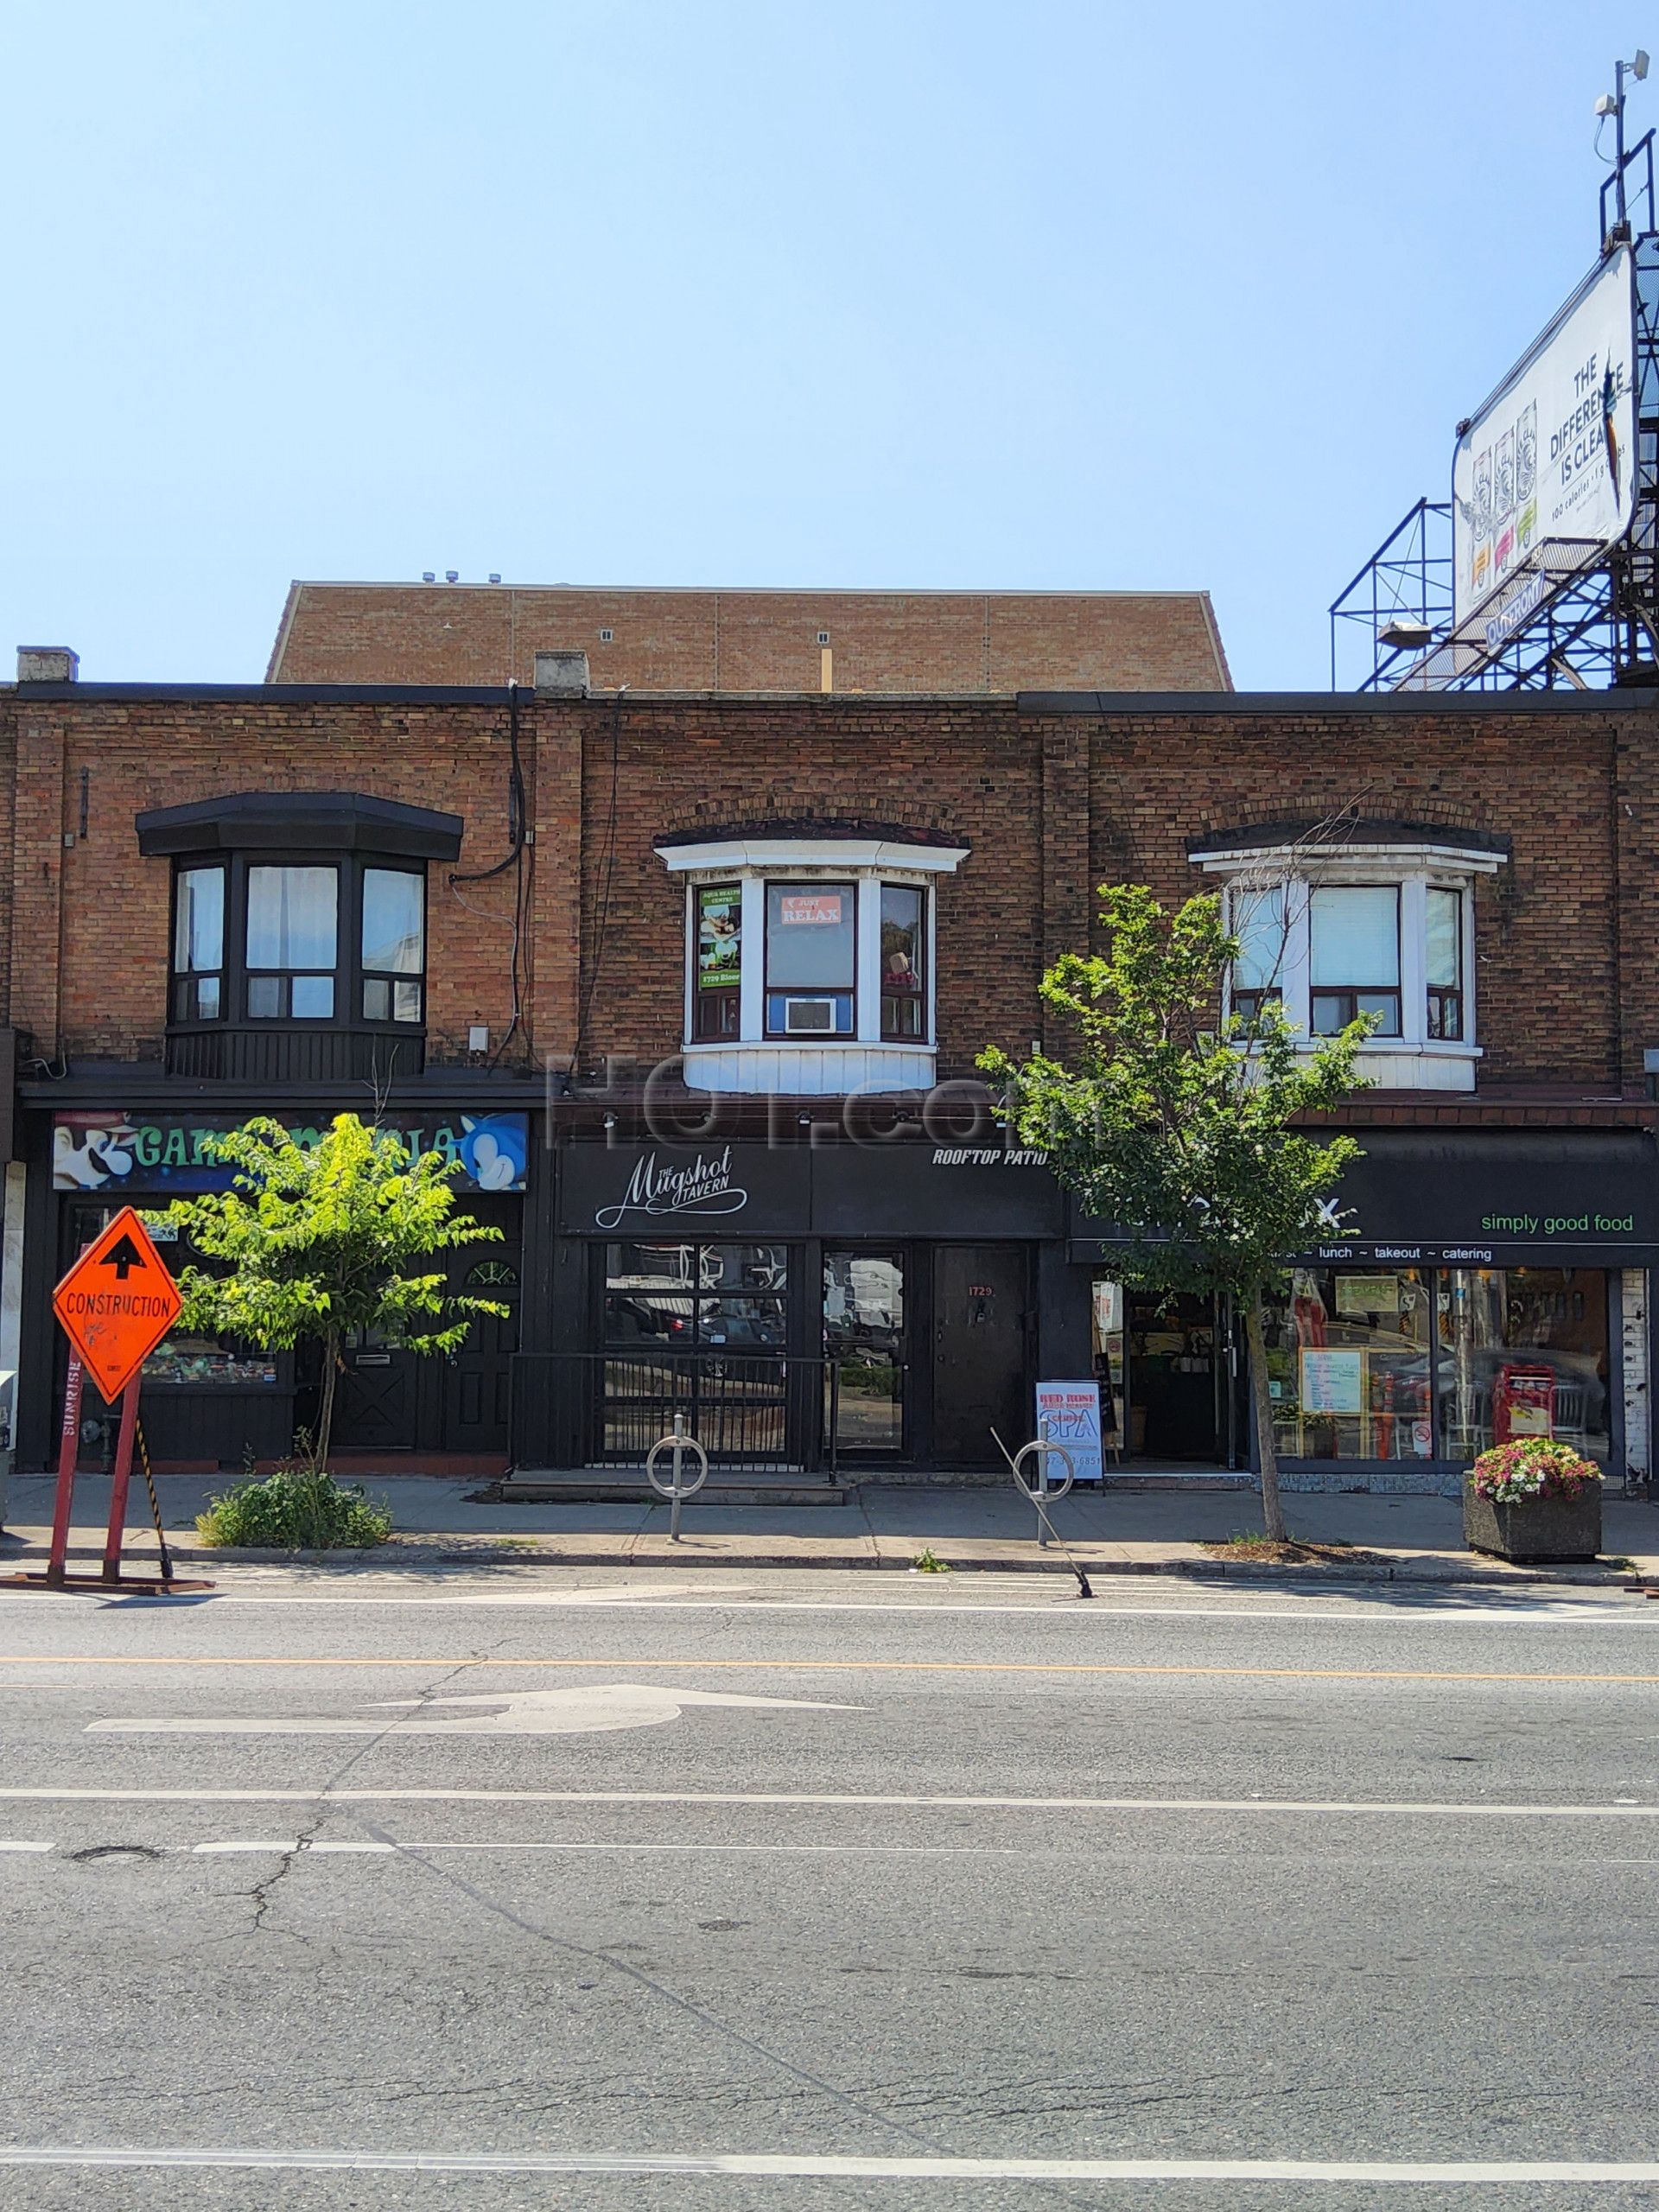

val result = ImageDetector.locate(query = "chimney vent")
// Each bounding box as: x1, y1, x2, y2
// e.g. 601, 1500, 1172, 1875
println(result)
534, 650, 591, 697
17, 646, 78, 684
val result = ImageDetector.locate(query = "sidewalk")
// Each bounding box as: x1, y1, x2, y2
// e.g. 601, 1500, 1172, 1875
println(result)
5, 1472, 1659, 1587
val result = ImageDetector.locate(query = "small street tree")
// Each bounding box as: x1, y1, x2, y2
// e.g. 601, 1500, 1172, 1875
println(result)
161, 1113, 509, 1474
981, 884, 1372, 1541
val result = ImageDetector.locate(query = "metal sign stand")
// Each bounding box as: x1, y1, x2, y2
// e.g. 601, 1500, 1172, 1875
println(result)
645, 1414, 710, 1541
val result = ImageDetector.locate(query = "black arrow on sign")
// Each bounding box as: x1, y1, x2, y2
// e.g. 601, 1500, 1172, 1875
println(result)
100, 1234, 147, 1281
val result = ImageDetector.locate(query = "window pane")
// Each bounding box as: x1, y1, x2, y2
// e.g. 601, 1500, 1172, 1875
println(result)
1262, 1268, 1431, 1461
174, 868, 224, 973
290, 975, 334, 1019
363, 978, 391, 1022
1427, 888, 1461, 988
195, 976, 220, 1021
247, 975, 283, 1020
1232, 886, 1287, 991
880, 886, 925, 1040
393, 979, 421, 1023
247, 866, 338, 969
1438, 1268, 1611, 1465
362, 869, 423, 974
699, 1296, 786, 1347
766, 883, 855, 988
699, 1244, 790, 1290
1310, 887, 1398, 985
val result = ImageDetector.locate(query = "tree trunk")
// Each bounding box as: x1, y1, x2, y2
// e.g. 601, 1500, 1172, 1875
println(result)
1243, 1289, 1288, 1543
314, 1326, 340, 1477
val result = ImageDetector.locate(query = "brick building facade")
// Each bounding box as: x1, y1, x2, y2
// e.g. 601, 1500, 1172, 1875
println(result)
0, 656, 1652, 1489
267, 582, 1233, 695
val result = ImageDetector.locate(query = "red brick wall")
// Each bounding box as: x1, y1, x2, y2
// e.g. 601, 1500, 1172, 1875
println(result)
1069, 705, 1630, 1090
267, 584, 1233, 695
0, 686, 1646, 1096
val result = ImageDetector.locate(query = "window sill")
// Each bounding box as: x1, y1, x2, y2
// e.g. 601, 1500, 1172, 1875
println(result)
682, 1039, 938, 1096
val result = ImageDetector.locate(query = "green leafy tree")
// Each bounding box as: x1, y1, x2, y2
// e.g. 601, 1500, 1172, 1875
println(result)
981, 884, 1372, 1541
161, 1114, 508, 1474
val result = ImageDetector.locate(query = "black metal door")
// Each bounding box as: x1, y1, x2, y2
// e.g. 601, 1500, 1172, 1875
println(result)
931, 1245, 1029, 1467
442, 1255, 520, 1453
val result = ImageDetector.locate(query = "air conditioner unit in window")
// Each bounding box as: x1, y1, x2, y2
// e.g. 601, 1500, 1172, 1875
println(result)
783, 997, 836, 1034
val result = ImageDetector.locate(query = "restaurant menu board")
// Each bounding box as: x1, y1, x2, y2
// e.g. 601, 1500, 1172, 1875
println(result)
1299, 1347, 1366, 1415
1034, 1379, 1104, 1483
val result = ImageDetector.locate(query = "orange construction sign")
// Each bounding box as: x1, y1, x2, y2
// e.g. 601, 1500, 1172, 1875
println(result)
52, 1206, 183, 1406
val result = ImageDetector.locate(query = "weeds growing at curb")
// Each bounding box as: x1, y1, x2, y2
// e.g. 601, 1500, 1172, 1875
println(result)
910, 1547, 952, 1573
196, 1469, 393, 1551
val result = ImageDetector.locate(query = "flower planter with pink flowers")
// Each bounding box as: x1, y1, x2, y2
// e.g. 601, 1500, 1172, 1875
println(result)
1463, 1439, 1604, 1564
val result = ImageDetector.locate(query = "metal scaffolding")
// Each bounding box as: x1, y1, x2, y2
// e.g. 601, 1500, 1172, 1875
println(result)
1331, 124, 1659, 693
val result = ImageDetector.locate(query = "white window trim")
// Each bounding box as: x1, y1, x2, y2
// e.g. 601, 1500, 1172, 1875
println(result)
1196, 841, 1499, 1090
657, 836, 968, 1095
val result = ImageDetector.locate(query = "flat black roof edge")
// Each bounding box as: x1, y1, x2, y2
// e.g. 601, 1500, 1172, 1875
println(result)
1018, 687, 1659, 714
8, 680, 1658, 714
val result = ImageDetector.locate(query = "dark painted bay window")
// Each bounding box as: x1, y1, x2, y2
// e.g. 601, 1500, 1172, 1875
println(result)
138, 792, 461, 1080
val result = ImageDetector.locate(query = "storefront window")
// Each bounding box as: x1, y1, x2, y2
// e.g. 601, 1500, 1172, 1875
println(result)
604, 1243, 790, 1345
880, 886, 927, 1040
692, 885, 742, 1042
824, 1251, 905, 1451
1437, 1268, 1611, 1465
143, 1332, 278, 1388
1090, 1278, 1127, 1455
1262, 1268, 1432, 1460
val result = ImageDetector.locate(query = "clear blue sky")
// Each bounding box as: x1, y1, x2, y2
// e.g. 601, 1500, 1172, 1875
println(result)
1, 0, 1646, 689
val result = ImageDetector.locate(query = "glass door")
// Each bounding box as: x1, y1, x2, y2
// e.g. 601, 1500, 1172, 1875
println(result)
823, 1249, 906, 1456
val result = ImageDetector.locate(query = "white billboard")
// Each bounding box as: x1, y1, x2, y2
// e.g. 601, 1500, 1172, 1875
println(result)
1452, 246, 1637, 631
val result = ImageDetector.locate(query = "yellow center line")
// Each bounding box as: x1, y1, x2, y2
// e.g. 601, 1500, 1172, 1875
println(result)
0, 1656, 1656, 1685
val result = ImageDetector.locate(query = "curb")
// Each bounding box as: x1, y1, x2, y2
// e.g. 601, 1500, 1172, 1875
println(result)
152, 1540, 1643, 1590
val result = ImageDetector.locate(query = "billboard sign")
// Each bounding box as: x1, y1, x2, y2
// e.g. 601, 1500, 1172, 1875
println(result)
1452, 246, 1637, 631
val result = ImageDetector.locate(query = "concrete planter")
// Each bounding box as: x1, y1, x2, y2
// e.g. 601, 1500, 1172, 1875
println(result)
1462, 1474, 1602, 1563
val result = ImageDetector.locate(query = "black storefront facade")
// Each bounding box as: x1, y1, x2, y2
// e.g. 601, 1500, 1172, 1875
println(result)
523, 1123, 1659, 1488
522, 1134, 1082, 1478
12, 1088, 537, 1476
13, 1099, 1656, 1490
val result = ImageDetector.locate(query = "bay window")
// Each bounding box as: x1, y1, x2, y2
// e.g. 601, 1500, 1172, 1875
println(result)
1191, 823, 1507, 1091
139, 791, 461, 1080
655, 825, 969, 1095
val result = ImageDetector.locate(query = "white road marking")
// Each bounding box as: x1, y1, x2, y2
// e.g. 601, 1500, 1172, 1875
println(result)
0, 1840, 52, 1852
86, 1684, 861, 1738
6, 1785, 1659, 1818
2, 2145, 1657, 2181
175, 1839, 1035, 1859
7, 1590, 1652, 1621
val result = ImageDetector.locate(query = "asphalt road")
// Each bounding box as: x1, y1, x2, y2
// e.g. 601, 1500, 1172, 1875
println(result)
3, 1566, 1659, 2210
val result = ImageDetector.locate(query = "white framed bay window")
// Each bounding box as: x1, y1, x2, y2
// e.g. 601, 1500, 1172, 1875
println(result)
655, 830, 969, 1094
1190, 827, 1508, 1090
